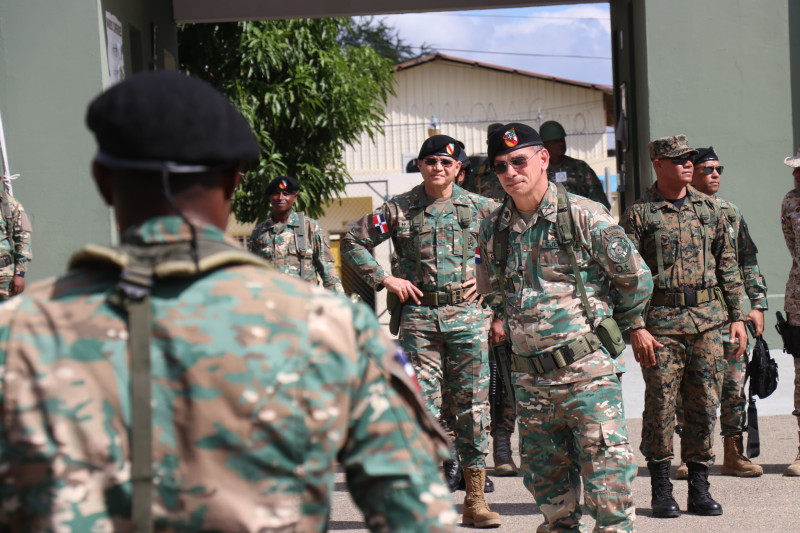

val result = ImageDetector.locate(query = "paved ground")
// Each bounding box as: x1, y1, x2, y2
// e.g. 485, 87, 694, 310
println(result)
329, 348, 800, 531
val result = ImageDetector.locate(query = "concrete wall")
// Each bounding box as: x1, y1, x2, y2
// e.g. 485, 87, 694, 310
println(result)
0, 0, 177, 283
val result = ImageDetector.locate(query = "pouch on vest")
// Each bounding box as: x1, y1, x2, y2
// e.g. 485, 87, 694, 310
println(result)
386, 290, 404, 336
595, 316, 625, 357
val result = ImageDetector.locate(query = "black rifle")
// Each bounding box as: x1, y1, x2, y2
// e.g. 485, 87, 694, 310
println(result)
745, 320, 779, 458
490, 341, 515, 409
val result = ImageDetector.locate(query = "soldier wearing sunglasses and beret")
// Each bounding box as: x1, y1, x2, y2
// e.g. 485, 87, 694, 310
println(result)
342, 135, 501, 528
671, 147, 767, 480
475, 123, 652, 533
621, 135, 747, 519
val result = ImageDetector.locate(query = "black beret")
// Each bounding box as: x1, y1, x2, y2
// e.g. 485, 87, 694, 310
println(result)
456, 141, 471, 170
418, 135, 462, 160
487, 123, 543, 165
265, 176, 300, 196
86, 70, 260, 167
692, 146, 719, 165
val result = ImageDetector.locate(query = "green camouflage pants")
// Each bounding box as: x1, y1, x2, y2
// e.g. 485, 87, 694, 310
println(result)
641, 328, 724, 466
516, 373, 636, 532
399, 306, 491, 468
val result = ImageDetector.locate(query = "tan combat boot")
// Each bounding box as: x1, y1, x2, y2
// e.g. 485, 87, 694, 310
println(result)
721, 434, 763, 477
676, 462, 688, 480
462, 467, 501, 528
785, 431, 800, 476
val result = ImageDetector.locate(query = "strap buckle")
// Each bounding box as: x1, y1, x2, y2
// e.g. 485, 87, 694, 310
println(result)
450, 288, 465, 305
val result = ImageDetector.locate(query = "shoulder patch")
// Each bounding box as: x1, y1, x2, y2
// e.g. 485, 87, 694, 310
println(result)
603, 227, 632, 264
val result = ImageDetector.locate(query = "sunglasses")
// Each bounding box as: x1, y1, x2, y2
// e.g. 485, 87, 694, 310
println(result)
422, 157, 455, 168
660, 155, 692, 166
700, 165, 724, 176
493, 152, 537, 175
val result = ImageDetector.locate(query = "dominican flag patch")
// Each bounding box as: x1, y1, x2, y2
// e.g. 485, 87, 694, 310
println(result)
395, 347, 421, 392
475, 247, 482, 264
372, 214, 389, 234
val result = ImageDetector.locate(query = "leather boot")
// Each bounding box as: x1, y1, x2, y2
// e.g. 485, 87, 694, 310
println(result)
492, 429, 518, 477
462, 467, 501, 528
647, 461, 680, 518
457, 469, 494, 493
785, 431, 800, 476
687, 463, 723, 516
443, 457, 462, 493
721, 434, 763, 477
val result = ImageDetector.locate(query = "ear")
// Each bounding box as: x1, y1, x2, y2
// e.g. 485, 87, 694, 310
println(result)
539, 147, 550, 169
92, 161, 114, 206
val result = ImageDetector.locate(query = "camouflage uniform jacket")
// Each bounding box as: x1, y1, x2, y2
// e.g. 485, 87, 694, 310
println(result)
716, 195, 768, 311
781, 188, 800, 317
476, 182, 653, 386
0, 193, 32, 296
547, 155, 610, 209
466, 160, 506, 202
341, 184, 497, 330
621, 183, 746, 335
0, 216, 456, 532
249, 209, 344, 293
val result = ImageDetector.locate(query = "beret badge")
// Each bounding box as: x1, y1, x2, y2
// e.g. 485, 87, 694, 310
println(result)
503, 128, 519, 148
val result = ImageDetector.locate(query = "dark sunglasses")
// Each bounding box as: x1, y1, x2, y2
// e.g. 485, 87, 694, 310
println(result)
493, 153, 536, 175
700, 165, 724, 176
661, 155, 692, 166
422, 157, 455, 168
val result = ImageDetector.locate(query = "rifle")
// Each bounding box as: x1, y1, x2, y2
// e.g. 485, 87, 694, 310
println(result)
490, 341, 515, 407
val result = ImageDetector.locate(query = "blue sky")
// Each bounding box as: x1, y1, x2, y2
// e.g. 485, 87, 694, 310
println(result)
373, 3, 613, 86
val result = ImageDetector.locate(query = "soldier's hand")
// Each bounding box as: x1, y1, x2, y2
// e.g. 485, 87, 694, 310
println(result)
489, 317, 506, 344
746, 309, 764, 337
461, 278, 482, 305
630, 328, 662, 368
730, 320, 747, 357
382, 276, 422, 305
10, 274, 25, 296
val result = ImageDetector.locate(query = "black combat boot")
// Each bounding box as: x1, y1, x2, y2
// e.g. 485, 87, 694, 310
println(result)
687, 463, 723, 516
443, 443, 462, 492
647, 461, 680, 518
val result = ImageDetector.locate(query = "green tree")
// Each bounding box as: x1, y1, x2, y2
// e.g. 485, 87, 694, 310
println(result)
338, 17, 433, 64
178, 19, 396, 221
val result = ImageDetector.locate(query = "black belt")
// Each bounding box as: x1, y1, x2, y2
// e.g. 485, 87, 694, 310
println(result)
414, 288, 468, 307
651, 287, 719, 307
511, 332, 602, 374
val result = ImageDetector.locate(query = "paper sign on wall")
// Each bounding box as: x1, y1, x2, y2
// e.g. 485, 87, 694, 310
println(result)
106, 12, 124, 83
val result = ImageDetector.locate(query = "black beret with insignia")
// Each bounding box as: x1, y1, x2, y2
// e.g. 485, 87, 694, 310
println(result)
487, 123, 543, 165
265, 176, 300, 196
86, 70, 260, 168
418, 134, 462, 160
692, 146, 719, 165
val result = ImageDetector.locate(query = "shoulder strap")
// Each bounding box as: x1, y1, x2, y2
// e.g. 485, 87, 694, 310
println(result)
555, 183, 596, 326
295, 212, 309, 278
692, 199, 711, 281
722, 204, 739, 263
457, 204, 473, 283
411, 208, 425, 282
492, 197, 512, 331
645, 207, 666, 286
1, 192, 15, 252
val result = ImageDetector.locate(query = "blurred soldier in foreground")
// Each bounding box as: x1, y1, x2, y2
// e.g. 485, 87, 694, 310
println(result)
0, 185, 31, 300
673, 146, 767, 479
622, 135, 746, 518
540, 120, 611, 209
779, 145, 800, 477
343, 135, 500, 528
477, 123, 652, 532
0, 70, 457, 532
249, 175, 344, 293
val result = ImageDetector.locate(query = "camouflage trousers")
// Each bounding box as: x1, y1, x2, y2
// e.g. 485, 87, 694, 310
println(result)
785, 313, 800, 430
516, 373, 636, 533
675, 333, 749, 440
399, 305, 491, 468
641, 328, 724, 466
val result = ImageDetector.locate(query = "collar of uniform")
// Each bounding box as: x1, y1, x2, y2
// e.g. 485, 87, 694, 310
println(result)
496, 181, 558, 232
451, 183, 472, 206
648, 182, 695, 212
122, 215, 228, 246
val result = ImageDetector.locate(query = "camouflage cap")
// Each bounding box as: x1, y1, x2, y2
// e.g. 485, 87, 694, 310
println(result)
648, 134, 698, 161
784, 146, 800, 168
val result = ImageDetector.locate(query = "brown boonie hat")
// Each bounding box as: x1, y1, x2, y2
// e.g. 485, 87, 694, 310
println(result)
648, 134, 698, 161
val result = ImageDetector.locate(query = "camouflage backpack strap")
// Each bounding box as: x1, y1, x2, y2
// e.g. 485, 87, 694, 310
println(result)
691, 198, 711, 281
456, 203, 473, 283
555, 183, 596, 325
294, 211, 309, 278
645, 206, 666, 286
492, 197, 512, 329
411, 208, 425, 282
1, 191, 14, 253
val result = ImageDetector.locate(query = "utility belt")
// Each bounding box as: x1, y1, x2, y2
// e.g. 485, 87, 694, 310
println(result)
511, 332, 603, 374
650, 287, 722, 307
0, 255, 12, 268
413, 288, 468, 307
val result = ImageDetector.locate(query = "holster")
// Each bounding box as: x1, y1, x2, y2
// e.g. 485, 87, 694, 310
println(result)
776, 311, 800, 358
386, 291, 404, 336
491, 341, 515, 405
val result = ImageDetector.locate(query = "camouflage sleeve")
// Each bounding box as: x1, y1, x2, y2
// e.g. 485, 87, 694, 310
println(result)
620, 204, 643, 250
310, 220, 344, 294
712, 204, 746, 322
340, 301, 456, 532
782, 194, 800, 264
247, 222, 263, 254
589, 212, 653, 331
475, 216, 505, 321
737, 214, 768, 310
579, 162, 611, 209
340, 203, 396, 290
11, 199, 31, 274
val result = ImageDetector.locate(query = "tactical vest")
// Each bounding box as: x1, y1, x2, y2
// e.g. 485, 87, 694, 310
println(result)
69, 237, 274, 533
404, 203, 473, 284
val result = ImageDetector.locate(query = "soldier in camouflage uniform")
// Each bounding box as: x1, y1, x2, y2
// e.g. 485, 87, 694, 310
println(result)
779, 145, 800, 477
540, 120, 611, 209
0, 190, 31, 300
0, 71, 457, 532
465, 123, 506, 202
342, 135, 501, 528
672, 147, 767, 479
249, 175, 344, 293
476, 123, 652, 533
622, 134, 747, 518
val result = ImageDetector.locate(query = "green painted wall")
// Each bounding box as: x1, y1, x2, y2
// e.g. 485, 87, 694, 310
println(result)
0, 0, 177, 284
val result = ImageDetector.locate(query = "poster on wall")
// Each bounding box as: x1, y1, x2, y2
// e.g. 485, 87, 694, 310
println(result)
106, 12, 124, 84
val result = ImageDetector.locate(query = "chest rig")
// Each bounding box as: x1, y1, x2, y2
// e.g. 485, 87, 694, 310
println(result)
404, 202, 473, 285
